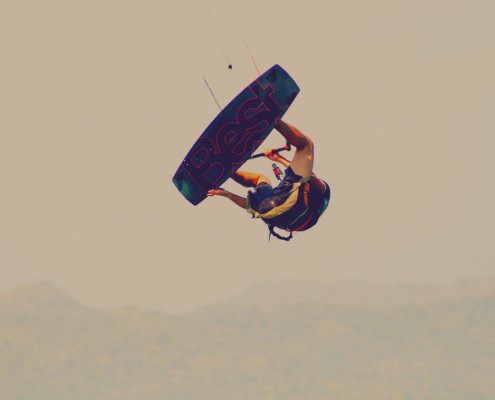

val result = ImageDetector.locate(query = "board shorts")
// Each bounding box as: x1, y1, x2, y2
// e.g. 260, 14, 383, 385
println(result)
246, 167, 330, 232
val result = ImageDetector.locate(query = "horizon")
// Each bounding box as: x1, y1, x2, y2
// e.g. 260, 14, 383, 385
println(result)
3, 276, 495, 314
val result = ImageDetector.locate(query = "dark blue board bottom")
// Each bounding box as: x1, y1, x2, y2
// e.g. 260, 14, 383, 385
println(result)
173, 64, 299, 205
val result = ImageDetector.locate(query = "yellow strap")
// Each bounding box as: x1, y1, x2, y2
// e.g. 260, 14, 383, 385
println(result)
248, 182, 302, 219
303, 183, 310, 208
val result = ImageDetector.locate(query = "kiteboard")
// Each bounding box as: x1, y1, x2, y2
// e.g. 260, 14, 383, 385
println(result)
172, 64, 300, 205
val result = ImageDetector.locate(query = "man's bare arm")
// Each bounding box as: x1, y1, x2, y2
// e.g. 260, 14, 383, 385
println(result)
208, 188, 247, 209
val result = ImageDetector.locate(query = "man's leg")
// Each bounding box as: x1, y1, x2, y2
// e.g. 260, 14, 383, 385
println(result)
274, 119, 314, 178
231, 170, 271, 188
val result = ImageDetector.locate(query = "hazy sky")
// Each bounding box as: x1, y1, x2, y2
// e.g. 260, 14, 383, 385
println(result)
1, 0, 494, 313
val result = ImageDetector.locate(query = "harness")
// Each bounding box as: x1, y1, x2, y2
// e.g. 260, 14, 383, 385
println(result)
268, 225, 293, 241
253, 180, 314, 241
262, 180, 313, 241
247, 166, 329, 242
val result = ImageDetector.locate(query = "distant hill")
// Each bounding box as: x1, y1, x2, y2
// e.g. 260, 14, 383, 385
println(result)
0, 281, 81, 314
209, 278, 495, 310
0, 280, 494, 400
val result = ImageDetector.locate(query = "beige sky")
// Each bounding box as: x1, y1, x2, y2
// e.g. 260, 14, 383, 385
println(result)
1, 0, 494, 313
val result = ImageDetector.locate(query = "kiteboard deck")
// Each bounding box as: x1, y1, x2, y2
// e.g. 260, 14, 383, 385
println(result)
172, 64, 300, 205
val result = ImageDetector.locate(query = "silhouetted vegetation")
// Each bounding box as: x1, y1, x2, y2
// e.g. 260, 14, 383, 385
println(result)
1, 281, 494, 399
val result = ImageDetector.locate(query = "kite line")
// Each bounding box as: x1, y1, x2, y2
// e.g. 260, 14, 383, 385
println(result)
225, 0, 260, 76
167, 1, 261, 109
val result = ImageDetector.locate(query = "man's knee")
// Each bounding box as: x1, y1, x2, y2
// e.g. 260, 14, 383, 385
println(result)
298, 137, 314, 159
306, 137, 314, 153
296, 136, 314, 152
290, 136, 314, 178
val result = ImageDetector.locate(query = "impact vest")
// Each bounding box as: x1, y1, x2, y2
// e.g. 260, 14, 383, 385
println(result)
247, 176, 328, 241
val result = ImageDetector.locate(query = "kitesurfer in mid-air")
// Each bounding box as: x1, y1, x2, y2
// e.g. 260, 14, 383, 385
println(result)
207, 119, 330, 240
